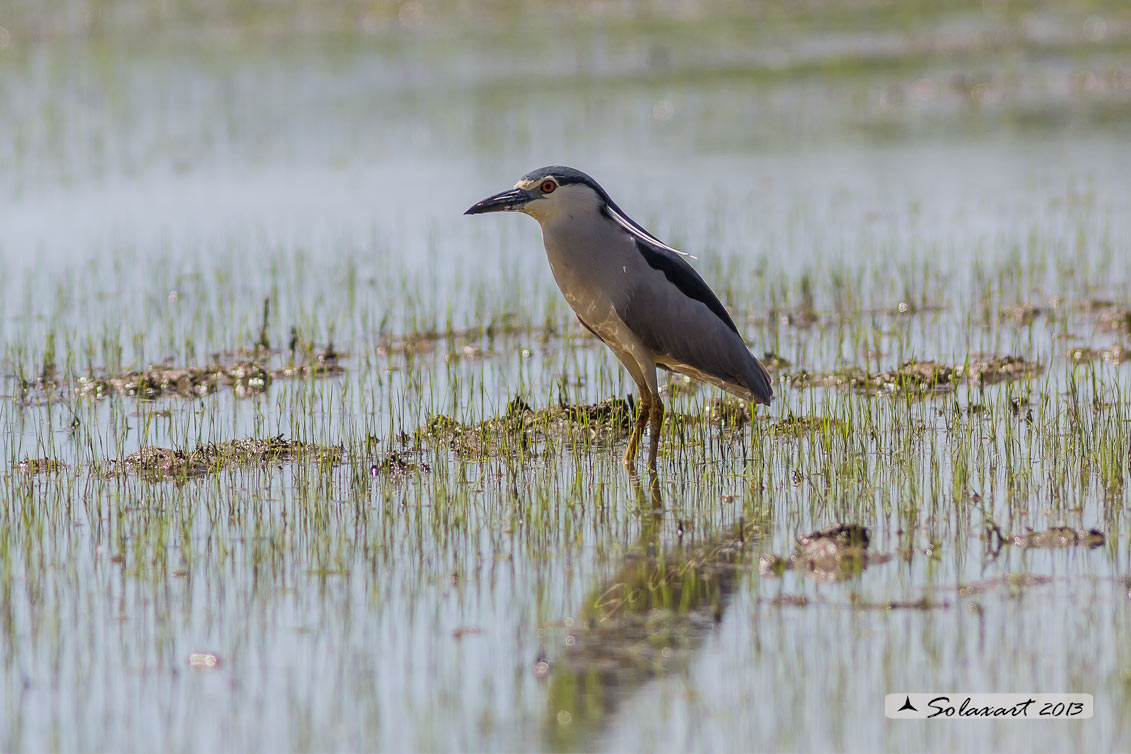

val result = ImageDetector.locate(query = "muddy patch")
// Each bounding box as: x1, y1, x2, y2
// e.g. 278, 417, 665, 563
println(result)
20, 344, 344, 404
1012, 527, 1106, 549
1000, 304, 1044, 326
665, 398, 759, 432
419, 397, 634, 458
15, 457, 65, 474
768, 415, 846, 438
769, 300, 947, 329
80, 346, 343, 400
758, 352, 793, 371
370, 450, 430, 476
661, 375, 701, 398
1067, 344, 1131, 364
983, 521, 1107, 553
113, 435, 343, 480
1096, 308, 1131, 335
849, 595, 950, 610
760, 523, 891, 581
785, 355, 1042, 394
709, 399, 750, 426
958, 355, 1045, 385
375, 318, 582, 359
783, 366, 870, 391
948, 574, 1055, 597
759, 593, 949, 611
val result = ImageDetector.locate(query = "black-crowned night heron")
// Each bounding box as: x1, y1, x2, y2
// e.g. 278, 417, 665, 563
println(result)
465, 166, 773, 469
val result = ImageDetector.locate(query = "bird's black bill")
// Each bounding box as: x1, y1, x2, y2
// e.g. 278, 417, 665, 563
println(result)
464, 187, 533, 215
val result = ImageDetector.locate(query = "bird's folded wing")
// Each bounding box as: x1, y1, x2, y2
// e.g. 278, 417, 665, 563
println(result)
618, 249, 772, 404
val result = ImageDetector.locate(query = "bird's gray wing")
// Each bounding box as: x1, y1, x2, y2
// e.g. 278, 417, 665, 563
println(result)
618, 238, 773, 404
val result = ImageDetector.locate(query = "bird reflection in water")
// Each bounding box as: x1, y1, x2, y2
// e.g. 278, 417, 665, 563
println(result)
542, 473, 763, 749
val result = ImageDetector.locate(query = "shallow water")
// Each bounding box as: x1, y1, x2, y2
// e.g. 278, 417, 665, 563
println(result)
2, 3, 1131, 752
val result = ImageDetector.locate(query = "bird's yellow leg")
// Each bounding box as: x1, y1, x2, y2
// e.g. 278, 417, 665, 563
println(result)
647, 395, 665, 470
623, 391, 651, 466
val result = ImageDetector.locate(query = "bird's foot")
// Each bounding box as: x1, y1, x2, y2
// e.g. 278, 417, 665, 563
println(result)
624, 392, 651, 467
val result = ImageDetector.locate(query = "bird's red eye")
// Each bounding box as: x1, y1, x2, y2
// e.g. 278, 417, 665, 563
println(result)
541, 180, 556, 194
